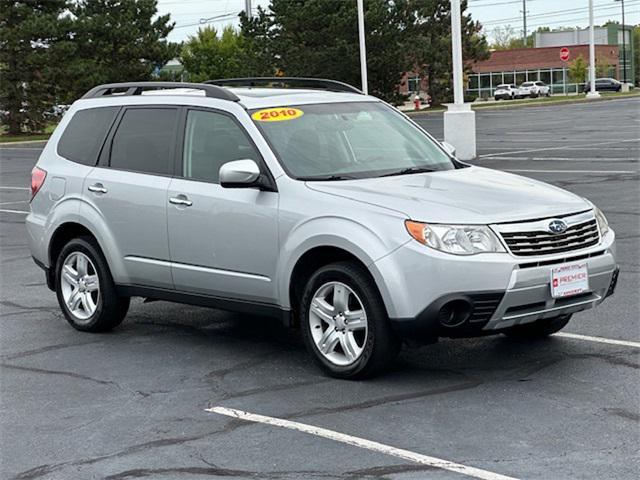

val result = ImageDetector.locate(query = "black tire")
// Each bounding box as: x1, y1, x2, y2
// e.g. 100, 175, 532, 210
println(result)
55, 236, 130, 332
299, 261, 401, 379
502, 314, 571, 340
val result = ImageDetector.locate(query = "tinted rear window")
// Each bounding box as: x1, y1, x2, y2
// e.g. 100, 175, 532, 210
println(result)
57, 107, 119, 165
109, 108, 178, 175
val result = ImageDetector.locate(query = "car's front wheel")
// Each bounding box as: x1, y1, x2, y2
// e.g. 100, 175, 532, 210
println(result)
55, 237, 130, 332
300, 261, 400, 379
502, 314, 571, 339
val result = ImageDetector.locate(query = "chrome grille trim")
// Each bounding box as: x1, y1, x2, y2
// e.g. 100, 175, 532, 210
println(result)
492, 210, 601, 257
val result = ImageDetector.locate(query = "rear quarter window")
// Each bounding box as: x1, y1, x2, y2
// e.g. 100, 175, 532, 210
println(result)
57, 107, 119, 166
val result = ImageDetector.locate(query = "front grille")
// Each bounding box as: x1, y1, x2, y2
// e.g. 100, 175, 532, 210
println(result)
518, 250, 606, 269
500, 219, 599, 257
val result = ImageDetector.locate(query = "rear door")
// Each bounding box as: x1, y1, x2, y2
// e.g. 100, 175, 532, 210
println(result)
81, 106, 179, 288
167, 107, 279, 304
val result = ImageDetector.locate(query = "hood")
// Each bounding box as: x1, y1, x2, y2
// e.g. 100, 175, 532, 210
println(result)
305, 166, 590, 224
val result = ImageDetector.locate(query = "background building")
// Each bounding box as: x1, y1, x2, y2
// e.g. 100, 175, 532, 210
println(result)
536, 24, 634, 83
467, 24, 634, 99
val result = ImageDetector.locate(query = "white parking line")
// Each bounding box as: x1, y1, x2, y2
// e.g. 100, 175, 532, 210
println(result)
479, 147, 635, 151
503, 169, 637, 174
0, 186, 29, 190
0, 139, 47, 146
479, 139, 639, 158
0, 209, 28, 214
0, 147, 45, 151
480, 157, 636, 162
555, 332, 640, 349
206, 406, 520, 480
0, 200, 28, 205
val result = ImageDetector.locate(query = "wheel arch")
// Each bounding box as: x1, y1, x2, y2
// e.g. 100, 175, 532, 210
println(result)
46, 214, 125, 288
288, 246, 366, 314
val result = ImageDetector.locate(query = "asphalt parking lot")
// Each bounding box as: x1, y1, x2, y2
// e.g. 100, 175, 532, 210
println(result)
1, 97, 638, 480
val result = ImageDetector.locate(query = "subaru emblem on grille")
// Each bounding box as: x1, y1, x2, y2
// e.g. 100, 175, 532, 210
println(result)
548, 219, 568, 234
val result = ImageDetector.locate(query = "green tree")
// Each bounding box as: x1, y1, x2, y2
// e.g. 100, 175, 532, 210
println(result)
568, 55, 588, 84
66, 0, 178, 101
0, 0, 74, 134
595, 56, 612, 78
406, 0, 489, 105
241, 0, 412, 103
240, 0, 488, 104
238, 7, 279, 76
180, 26, 246, 82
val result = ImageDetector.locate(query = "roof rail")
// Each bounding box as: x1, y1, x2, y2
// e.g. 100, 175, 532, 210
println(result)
81, 82, 240, 101
205, 77, 363, 95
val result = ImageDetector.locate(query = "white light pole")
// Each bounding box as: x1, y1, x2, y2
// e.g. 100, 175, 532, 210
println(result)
245, 0, 252, 20
357, 0, 368, 94
586, 0, 600, 98
451, 0, 464, 104
443, 0, 476, 160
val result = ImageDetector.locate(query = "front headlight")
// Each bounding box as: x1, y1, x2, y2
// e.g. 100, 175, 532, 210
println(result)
405, 221, 506, 255
595, 207, 609, 236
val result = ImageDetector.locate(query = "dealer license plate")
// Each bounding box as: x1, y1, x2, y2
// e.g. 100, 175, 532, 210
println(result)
550, 262, 589, 298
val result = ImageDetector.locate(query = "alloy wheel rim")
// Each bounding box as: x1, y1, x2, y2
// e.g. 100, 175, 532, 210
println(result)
60, 252, 100, 322
309, 281, 368, 366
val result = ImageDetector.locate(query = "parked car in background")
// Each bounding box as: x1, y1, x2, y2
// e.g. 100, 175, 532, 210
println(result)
517, 81, 551, 98
580, 78, 623, 93
44, 104, 71, 120
494, 84, 518, 100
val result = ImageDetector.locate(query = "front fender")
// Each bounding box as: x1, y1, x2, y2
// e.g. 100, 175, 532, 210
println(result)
276, 215, 408, 315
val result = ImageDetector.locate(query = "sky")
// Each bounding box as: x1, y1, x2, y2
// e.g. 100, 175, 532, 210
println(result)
156, 0, 640, 44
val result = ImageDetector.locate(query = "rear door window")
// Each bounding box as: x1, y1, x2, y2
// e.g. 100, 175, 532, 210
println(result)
109, 108, 178, 176
57, 107, 119, 166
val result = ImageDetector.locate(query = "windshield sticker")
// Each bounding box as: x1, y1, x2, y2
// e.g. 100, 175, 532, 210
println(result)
252, 108, 304, 122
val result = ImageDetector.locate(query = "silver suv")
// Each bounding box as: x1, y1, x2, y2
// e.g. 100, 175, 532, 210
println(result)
27, 79, 618, 379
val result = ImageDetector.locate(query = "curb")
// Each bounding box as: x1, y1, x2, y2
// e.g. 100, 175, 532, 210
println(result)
404, 93, 640, 116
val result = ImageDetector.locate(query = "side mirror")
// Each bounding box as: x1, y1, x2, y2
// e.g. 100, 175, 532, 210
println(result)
219, 159, 262, 188
441, 141, 456, 157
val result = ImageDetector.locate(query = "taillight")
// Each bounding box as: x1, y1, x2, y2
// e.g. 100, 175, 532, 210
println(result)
30, 167, 47, 201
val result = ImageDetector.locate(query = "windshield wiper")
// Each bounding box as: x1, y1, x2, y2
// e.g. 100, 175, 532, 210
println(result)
299, 174, 358, 181
378, 167, 436, 177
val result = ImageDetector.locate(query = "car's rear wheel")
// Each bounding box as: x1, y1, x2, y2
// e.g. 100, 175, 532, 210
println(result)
502, 314, 571, 339
55, 237, 129, 332
300, 261, 400, 379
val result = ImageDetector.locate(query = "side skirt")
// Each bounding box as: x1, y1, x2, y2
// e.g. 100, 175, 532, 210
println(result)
116, 284, 293, 326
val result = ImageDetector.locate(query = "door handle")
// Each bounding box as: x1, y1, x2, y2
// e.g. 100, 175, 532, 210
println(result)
88, 183, 107, 194
169, 195, 193, 207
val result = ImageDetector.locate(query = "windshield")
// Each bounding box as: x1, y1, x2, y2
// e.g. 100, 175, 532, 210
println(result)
496, 85, 510, 89
250, 102, 456, 180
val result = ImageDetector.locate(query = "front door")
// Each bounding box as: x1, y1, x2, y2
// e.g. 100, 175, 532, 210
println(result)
167, 108, 279, 304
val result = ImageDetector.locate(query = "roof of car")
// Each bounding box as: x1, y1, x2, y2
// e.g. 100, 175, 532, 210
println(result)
228, 87, 374, 109
76, 82, 377, 110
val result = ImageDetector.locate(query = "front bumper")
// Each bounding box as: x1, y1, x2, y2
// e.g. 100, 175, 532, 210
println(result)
375, 230, 617, 341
